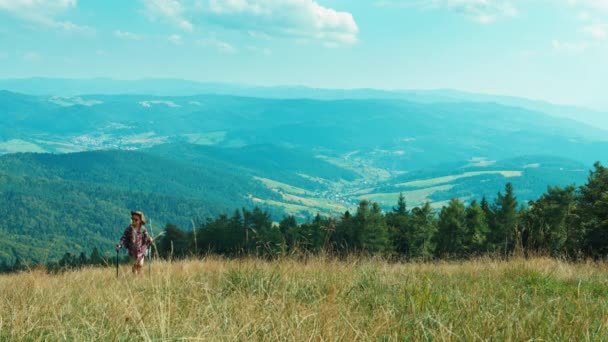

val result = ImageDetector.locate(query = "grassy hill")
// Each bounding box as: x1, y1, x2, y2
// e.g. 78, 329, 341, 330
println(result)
1, 257, 607, 340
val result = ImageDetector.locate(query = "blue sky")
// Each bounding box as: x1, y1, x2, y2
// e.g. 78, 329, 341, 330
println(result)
0, 0, 607, 109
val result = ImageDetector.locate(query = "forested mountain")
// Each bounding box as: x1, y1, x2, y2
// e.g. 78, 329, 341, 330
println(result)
0, 150, 279, 263
1, 86, 607, 266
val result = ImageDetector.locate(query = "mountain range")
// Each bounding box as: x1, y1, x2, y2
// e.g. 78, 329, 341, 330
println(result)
0, 79, 606, 263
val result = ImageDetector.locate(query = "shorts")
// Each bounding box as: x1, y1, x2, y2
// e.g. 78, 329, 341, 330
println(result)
130, 255, 145, 267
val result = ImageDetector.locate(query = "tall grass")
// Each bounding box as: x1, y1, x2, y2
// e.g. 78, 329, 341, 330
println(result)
1, 256, 608, 340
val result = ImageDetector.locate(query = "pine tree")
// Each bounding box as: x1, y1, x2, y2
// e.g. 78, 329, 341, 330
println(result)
89, 247, 103, 266
364, 202, 391, 254
394, 192, 407, 214
524, 185, 577, 256
229, 209, 245, 255
353, 200, 369, 251
409, 202, 437, 259
59, 253, 74, 268
332, 210, 354, 255
248, 207, 283, 258
435, 198, 467, 258
465, 199, 489, 254
481, 196, 494, 231
352, 200, 390, 254
280, 215, 300, 252
492, 183, 518, 256
159, 224, 189, 259
78, 252, 87, 267
304, 214, 328, 253
0, 259, 9, 273
578, 162, 608, 257
387, 194, 410, 256
13, 257, 25, 272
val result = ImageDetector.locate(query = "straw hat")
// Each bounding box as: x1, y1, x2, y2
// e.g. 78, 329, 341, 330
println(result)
130, 210, 146, 225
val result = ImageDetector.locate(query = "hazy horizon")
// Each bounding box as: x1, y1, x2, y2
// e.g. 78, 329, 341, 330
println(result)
1, 1, 607, 110
1, 76, 606, 112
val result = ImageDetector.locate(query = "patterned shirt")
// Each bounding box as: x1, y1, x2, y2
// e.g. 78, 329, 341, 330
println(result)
117, 226, 152, 260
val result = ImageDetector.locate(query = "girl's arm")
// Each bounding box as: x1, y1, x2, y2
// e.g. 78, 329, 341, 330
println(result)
116, 228, 129, 251
143, 229, 152, 246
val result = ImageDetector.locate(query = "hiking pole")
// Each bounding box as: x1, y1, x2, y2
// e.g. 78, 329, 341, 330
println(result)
116, 249, 119, 278
149, 218, 153, 276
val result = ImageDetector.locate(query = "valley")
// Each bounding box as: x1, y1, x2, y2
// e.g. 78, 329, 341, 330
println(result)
0, 86, 604, 263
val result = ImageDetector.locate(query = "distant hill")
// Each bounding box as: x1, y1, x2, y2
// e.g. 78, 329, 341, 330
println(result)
1, 91, 607, 166
1, 87, 607, 265
1, 78, 606, 128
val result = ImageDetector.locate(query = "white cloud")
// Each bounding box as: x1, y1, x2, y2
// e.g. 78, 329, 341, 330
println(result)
0, 0, 76, 14
168, 34, 183, 45
442, 0, 518, 24
0, 0, 93, 33
566, 0, 608, 12
377, 0, 518, 24
584, 0, 608, 11
514, 49, 535, 59
56, 21, 94, 34
114, 30, 142, 40
23, 51, 42, 61
552, 39, 589, 52
139, 100, 181, 108
248, 30, 273, 40
581, 23, 608, 39
143, 0, 358, 46
246, 46, 272, 55
49, 96, 103, 107
577, 11, 591, 20
198, 38, 238, 53
143, 0, 193, 31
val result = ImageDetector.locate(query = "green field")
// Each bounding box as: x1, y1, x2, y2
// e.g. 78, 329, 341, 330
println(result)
397, 171, 523, 188
2, 257, 607, 340
255, 177, 349, 218
181, 131, 226, 145
250, 195, 347, 218
120, 132, 169, 145
32, 139, 83, 153
358, 184, 455, 207
0, 139, 46, 153
255, 177, 313, 196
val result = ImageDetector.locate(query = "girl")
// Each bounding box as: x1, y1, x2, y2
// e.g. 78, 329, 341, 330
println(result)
116, 211, 152, 274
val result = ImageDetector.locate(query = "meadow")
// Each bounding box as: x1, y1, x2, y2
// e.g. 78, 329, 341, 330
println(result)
1, 256, 608, 340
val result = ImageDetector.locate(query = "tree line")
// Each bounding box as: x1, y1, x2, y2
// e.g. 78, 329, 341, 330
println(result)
155, 162, 608, 260
2, 162, 607, 274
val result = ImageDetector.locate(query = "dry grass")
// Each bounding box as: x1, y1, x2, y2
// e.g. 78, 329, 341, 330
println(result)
2, 257, 608, 340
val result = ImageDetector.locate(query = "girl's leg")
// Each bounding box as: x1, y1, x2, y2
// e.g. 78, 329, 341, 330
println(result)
133, 257, 144, 274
